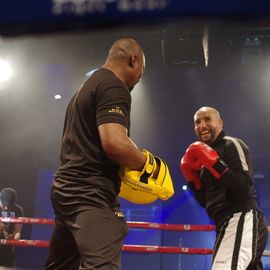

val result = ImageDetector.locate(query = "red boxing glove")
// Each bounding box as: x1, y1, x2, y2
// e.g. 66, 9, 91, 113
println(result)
180, 155, 201, 189
186, 142, 229, 179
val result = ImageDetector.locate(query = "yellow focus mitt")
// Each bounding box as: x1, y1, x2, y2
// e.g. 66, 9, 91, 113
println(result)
118, 149, 174, 204
119, 181, 158, 204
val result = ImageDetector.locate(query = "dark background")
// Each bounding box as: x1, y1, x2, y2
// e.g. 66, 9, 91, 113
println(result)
0, 2, 270, 269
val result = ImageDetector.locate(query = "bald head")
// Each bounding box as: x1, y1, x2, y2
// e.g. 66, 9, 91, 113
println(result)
104, 38, 145, 91
194, 106, 223, 145
194, 107, 221, 120
107, 38, 144, 62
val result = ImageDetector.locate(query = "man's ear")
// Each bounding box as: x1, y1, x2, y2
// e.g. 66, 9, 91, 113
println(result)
129, 54, 137, 68
219, 118, 223, 129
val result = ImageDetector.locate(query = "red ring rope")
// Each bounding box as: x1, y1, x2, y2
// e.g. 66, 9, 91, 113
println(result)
0, 239, 214, 254
0, 217, 215, 231
1, 217, 270, 232
0, 218, 269, 256
1, 240, 270, 257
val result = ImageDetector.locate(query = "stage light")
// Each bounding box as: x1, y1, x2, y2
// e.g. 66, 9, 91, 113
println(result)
0, 60, 12, 82
54, 94, 62, 100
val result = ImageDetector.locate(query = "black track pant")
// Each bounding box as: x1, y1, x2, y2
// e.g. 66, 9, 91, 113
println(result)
212, 210, 268, 270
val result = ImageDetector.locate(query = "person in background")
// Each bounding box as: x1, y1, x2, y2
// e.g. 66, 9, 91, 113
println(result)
180, 106, 268, 269
0, 187, 24, 268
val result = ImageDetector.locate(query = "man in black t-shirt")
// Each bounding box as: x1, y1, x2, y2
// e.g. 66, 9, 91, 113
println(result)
0, 187, 24, 268
45, 38, 172, 270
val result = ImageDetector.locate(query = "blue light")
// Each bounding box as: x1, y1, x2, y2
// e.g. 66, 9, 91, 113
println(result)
182, 184, 188, 191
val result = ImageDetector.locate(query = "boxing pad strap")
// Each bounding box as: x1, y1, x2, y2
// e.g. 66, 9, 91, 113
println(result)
140, 149, 156, 183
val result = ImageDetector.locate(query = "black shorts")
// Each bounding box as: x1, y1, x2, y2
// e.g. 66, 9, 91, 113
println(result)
45, 189, 128, 270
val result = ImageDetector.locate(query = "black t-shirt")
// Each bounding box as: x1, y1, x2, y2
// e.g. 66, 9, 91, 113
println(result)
53, 68, 131, 208
0, 204, 24, 238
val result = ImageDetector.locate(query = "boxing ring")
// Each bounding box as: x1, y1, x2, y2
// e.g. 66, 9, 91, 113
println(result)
1, 217, 270, 258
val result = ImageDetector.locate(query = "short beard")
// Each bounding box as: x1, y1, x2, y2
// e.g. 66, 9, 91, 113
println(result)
200, 131, 215, 145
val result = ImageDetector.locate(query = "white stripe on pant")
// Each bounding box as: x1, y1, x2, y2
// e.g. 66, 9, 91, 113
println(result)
212, 210, 256, 270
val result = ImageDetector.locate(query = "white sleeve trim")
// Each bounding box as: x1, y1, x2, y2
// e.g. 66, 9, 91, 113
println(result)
224, 136, 249, 171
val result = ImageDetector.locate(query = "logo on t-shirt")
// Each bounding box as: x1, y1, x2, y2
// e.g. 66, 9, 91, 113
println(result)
108, 106, 125, 116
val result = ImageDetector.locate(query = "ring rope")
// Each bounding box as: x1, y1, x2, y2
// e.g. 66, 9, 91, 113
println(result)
0, 217, 54, 225
0, 217, 218, 231
0, 240, 270, 256
127, 222, 216, 231
1, 217, 270, 232
1, 217, 269, 256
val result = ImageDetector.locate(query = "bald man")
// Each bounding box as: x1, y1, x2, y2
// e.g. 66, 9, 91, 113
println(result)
181, 107, 268, 270
45, 38, 172, 269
